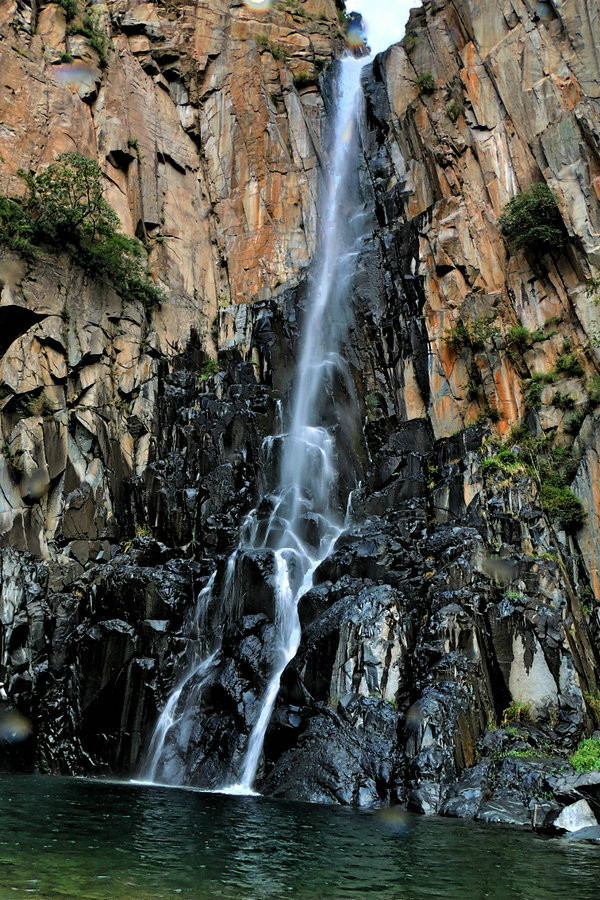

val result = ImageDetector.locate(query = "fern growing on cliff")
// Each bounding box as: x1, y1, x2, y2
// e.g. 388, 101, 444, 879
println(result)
0, 153, 164, 312
498, 183, 566, 253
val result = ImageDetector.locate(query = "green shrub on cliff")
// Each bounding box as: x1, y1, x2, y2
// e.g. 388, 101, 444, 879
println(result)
416, 72, 436, 94
586, 375, 600, 405
498, 183, 566, 253
293, 68, 315, 89
555, 349, 584, 377
586, 275, 600, 305
197, 359, 220, 382
0, 196, 37, 255
535, 446, 584, 531
446, 100, 462, 122
67, 10, 109, 67
443, 316, 500, 352
506, 323, 552, 353
570, 737, 600, 772
481, 448, 526, 476
0, 153, 164, 312
502, 700, 534, 724
57, 0, 78, 21
482, 427, 585, 531
539, 483, 585, 531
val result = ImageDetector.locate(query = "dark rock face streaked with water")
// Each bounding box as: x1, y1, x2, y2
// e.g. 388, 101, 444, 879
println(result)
1, 0, 600, 840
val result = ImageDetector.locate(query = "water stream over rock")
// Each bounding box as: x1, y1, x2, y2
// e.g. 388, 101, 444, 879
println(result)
141, 51, 371, 792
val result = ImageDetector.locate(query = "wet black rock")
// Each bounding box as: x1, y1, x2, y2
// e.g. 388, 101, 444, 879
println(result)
262, 696, 403, 807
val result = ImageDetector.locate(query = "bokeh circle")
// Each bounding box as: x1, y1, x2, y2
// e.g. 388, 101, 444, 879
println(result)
243, 0, 274, 10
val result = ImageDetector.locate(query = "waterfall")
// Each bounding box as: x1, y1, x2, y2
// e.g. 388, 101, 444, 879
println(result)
141, 7, 405, 789
226, 56, 370, 792
142, 573, 218, 784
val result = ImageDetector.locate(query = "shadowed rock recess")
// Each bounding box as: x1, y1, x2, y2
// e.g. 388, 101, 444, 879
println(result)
1, 0, 600, 834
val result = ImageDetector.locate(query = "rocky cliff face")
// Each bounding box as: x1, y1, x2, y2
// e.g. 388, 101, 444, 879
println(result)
2, 0, 600, 833
0, 0, 345, 555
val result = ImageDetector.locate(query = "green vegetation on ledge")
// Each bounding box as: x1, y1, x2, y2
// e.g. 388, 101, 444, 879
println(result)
57, 0, 78, 21
197, 359, 220, 383
570, 737, 600, 772
445, 317, 558, 361
502, 700, 535, 725
482, 425, 585, 532
416, 72, 436, 94
55, 0, 111, 67
0, 153, 164, 313
446, 100, 462, 122
498, 183, 567, 253
524, 341, 585, 411
506, 322, 556, 354
443, 316, 500, 352
256, 34, 290, 62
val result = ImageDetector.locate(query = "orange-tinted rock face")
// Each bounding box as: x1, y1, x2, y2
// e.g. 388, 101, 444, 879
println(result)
1, 0, 345, 330
0, 0, 347, 553
370, 0, 599, 439
351, 0, 600, 628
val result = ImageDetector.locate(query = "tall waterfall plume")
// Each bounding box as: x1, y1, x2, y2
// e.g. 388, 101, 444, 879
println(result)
142, 50, 377, 793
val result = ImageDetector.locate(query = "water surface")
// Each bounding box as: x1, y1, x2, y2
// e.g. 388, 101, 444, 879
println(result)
0, 774, 598, 899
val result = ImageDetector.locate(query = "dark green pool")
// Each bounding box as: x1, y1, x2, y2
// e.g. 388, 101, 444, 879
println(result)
0, 773, 598, 899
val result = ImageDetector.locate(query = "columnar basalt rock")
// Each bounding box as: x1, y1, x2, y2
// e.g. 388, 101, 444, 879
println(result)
1, 0, 600, 835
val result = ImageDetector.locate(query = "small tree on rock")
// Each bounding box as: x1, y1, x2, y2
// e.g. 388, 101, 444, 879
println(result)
498, 182, 567, 253
0, 153, 164, 312
21, 152, 119, 244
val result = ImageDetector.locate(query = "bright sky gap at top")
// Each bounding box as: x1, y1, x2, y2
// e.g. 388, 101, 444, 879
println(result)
242, 1, 421, 57
346, 0, 420, 55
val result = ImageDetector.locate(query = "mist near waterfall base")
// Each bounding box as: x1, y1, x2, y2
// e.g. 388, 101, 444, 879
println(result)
350, 0, 421, 55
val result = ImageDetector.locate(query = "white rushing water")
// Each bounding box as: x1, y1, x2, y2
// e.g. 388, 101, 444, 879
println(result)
143, 0, 417, 792
143, 574, 218, 783
227, 55, 372, 793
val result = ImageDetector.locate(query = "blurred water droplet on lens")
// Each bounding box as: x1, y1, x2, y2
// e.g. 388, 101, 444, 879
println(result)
22, 469, 50, 500
346, 22, 365, 46
243, 0, 274, 10
377, 807, 410, 834
406, 705, 423, 725
53, 62, 97, 86
0, 708, 32, 743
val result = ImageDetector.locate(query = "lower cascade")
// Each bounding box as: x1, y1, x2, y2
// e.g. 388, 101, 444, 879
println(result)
141, 55, 370, 791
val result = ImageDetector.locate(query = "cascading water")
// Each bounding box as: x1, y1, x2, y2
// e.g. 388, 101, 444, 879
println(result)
142, 0, 415, 792
228, 56, 370, 792
143, 573, 218, 783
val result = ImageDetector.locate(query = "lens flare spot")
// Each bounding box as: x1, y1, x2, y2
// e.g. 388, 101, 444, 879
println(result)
377, 807, 411, 835
52, 61, 99, 91
346, 22, 366, 47
0, 708, 32, 744
342, 118, 354, 146
243, 0, 274, 10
